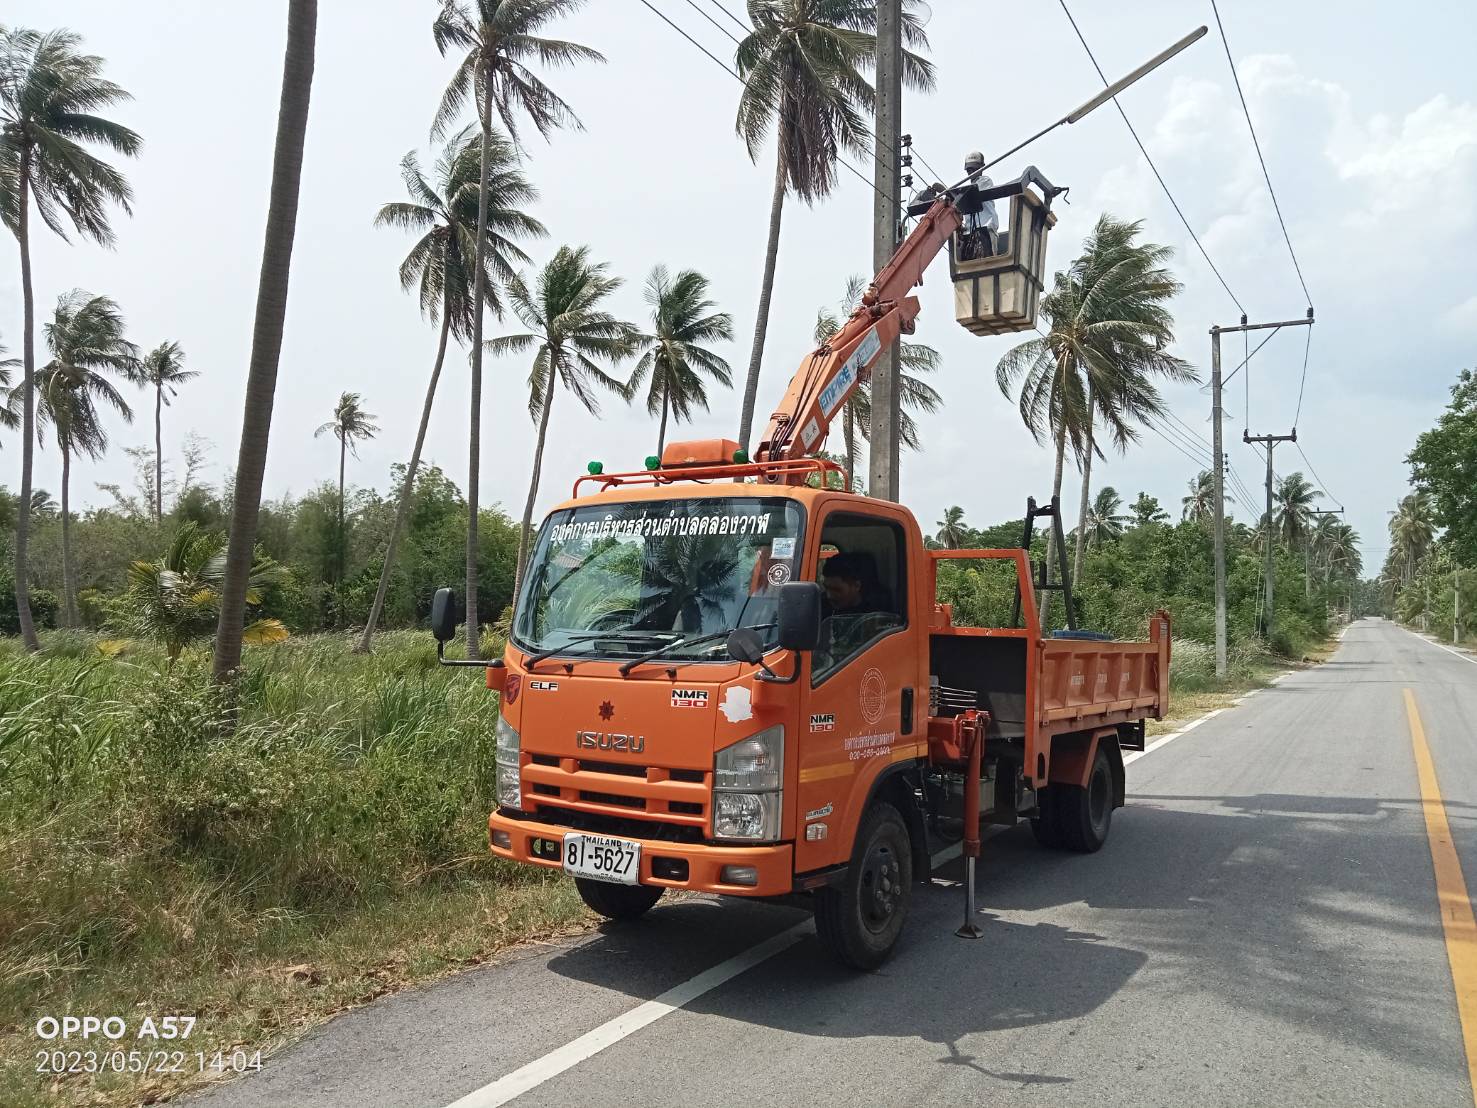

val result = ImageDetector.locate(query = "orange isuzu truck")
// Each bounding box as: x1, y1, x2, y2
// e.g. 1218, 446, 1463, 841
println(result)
429, 171, 1171, 968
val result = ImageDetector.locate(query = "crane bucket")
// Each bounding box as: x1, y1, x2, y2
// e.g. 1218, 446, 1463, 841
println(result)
949, 178, 1058, 336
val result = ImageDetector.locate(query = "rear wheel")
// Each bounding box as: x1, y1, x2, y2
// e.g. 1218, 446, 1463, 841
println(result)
575, 878, 664, 921
1030, 786, 1066, 848
1057, 744, 1114, 853
815, 801, 913, 970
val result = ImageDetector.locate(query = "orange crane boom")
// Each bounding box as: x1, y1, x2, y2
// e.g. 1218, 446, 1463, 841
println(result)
753, 194, 964, 474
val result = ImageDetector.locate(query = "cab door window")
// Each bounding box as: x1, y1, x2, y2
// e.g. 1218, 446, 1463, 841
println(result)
812, 512, 907, 683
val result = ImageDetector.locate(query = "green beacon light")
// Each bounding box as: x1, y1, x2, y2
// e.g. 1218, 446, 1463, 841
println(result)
586, 460, 604, 475
645, 454, 661, 470
732, 448, 749, 464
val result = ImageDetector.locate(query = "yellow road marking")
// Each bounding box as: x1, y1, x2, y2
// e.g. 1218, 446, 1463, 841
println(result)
1405, 687, 1477, 1106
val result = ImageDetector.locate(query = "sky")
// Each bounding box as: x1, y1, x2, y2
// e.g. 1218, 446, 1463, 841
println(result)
5, 0, 1476, 574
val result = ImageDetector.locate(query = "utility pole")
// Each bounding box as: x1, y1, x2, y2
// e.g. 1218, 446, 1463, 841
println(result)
1456, 569, 1462, 645
868, 0, 902, 503
1246, 428, 1297, 640
1209, 310, 1312, 675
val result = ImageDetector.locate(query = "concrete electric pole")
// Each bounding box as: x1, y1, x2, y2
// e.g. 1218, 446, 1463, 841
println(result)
868, 0, 902, 502
1209, 310, 1313, 674
1245, 428, 1297, 641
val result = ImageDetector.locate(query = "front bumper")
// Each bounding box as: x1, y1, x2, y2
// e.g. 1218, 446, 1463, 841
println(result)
488, 809, 794, 896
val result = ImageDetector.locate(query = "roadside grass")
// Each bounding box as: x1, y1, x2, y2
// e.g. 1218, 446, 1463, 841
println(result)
0, 631, 590, 1107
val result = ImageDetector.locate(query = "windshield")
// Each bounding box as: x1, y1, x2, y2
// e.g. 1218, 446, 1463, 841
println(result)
513, 497, 805, 662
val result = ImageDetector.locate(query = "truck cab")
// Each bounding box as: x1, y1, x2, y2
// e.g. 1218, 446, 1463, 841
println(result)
435, 450, 1170, 969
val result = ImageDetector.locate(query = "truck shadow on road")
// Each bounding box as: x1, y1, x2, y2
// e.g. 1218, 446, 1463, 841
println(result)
548, 791, 1459, 1083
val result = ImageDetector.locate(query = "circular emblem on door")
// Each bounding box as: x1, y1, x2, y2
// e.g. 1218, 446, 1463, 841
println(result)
859, 667, 887, 725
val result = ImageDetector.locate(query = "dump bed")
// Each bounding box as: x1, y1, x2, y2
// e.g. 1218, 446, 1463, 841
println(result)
927, 549, 1170, 762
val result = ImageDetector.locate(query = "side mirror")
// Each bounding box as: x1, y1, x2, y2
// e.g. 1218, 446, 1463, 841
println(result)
430, 587, 460, 643
726, 626, 765, 665
776, 581, 823, 652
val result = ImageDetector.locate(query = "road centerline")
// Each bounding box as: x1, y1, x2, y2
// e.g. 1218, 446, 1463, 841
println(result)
1404, 686, 1477, 1107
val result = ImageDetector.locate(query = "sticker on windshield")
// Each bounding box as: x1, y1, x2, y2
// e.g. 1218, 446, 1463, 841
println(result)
767, 562, 791, 586
548, 510, 775, 543
671, 689, 709, 709
770, 537, 795, 559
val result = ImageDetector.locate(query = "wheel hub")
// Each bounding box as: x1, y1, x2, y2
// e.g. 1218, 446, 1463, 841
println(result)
861, 843, 899, 930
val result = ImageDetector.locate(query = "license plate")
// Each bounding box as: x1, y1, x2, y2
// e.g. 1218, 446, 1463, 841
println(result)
562, 833, 641, 885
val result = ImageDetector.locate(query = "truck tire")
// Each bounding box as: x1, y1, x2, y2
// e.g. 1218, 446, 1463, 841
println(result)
1030, 787, 1066, 849
1056, 744, 1114, 853
814, 801, 913, 970
574, 878, 663, 921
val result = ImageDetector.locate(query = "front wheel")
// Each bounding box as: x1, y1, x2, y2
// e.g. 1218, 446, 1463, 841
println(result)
815, 801, 913, 970
575, 878, 663, 921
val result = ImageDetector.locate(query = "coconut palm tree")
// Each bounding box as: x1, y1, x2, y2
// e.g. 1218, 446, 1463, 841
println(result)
1182, 469, 1233, 523
315, 391, 379, 603
997, 215, 1193, 616
485, 246, 637, 584
627, 267, 734, 457
123, 522, 288, 668
0, 338, 17, 437
433, 0, 603, 657
1274, 472, 1320, 548
732, 0, 935, 451
136, 341, 198, 522
935, 506, 968, 549
813, 275, 942, 490
213, 0, 316, 682
33, 291, 137, 627
0, 25, 141, 651
1084, 486, 1128, 547
1389, 491, 1436, 584
358, 126, 543, 652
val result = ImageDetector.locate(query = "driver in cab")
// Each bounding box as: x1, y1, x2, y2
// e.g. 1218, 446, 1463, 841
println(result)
817, 552, 896, 672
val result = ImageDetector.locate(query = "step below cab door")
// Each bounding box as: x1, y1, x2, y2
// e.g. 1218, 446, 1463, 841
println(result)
795, 502, 925, 873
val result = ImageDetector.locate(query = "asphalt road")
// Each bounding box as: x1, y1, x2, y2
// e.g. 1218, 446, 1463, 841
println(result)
193, 618, 1477, 1107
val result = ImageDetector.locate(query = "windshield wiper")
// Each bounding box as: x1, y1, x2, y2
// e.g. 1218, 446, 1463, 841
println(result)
525, 630, 673, 670
618, 623, 775, 677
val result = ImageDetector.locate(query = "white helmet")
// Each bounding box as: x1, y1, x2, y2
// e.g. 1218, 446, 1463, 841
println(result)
964, 150, 985, 174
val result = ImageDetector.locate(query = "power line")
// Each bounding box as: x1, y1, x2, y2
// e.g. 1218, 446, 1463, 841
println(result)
705, 0, 751, 35
1220, 319, 1282, 387
1293, 323, 1312, 425
682, 0, 743, 46
637, 0, 741, 78
1055, 0, 1246, 316
633, 0, 899, 212
1294, 440, 1344, 511
1208, 0, 1313, 309
1147, 413, 1214, 467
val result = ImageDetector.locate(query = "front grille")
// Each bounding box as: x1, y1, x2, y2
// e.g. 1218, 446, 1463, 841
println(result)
580, 790, 644, 809
525, 805, 707, 844
520, 755, 711, 830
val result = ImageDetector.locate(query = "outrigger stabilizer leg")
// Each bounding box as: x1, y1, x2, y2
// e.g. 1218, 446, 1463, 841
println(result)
955, 710, 985, 939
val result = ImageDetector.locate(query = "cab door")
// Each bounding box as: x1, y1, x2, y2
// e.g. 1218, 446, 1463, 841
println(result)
794, 504, 924, 873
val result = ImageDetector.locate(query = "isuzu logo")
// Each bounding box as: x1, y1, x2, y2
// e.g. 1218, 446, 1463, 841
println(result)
576, 731, 646, 754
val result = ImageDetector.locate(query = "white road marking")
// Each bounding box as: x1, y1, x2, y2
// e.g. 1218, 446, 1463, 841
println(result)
442, 676, 1274, 1107
444, 921, 810, 1108
1400, 624, 1477, 667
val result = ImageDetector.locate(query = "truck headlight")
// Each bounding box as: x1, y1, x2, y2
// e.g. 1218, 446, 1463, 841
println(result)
713, 725, 783, 841
495, 714, 522, 811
